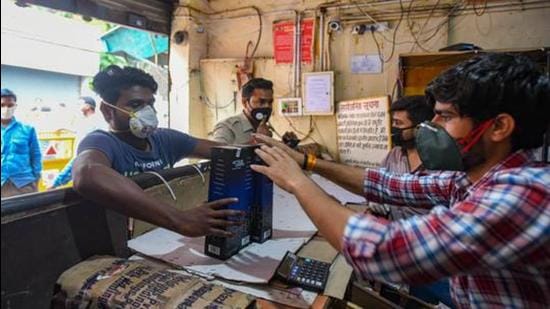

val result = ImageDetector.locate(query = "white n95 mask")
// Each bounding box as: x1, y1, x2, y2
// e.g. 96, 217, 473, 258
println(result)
1, 106, 16, 120
103, 102, 158, 139
128, 105, 158, 138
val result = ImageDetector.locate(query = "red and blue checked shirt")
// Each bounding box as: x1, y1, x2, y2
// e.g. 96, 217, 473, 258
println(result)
342, 149, 550, 308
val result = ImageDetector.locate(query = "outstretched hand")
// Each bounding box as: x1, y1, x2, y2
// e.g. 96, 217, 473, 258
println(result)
177, 198, 244, 237
252, 133, 304, 165
250, 145, 309, 194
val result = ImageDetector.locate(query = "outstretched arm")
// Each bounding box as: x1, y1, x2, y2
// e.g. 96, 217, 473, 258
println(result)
73, 149, 243, 237
253, 134, 365, 195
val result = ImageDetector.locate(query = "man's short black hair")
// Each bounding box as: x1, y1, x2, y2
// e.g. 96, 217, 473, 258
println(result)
92, 65, 158, 104
426, 53, 550, 151
1, 88, 17, 101
390, 95, 434, 126
80, 96, 96, 110
241, 78, 273, 100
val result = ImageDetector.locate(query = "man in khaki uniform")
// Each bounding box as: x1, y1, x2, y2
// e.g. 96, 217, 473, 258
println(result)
211, 78, 273, 144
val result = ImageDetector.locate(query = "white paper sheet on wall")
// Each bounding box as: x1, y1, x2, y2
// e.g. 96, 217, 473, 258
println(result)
303, 71, 334, 115
351, 54, 383, 74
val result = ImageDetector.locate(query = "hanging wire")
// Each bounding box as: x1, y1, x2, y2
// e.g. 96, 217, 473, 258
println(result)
473, 0, 489, 16
177, 163, 207, 187
249, 6, 263, 58
199, 94, 236, 110
369, 0, 405, 63
189, 164, 206, 184
406, 0, 442, 52
198, 71, 236, 110
144, 171, 177, 201
353, 0, 467, 49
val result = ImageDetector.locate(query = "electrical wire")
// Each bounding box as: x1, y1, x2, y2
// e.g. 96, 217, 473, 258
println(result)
199, 95, 236, 109
289, 116, 321, 145
186, 5, 263, 57
144, 171, 177, 201
285, 115, 315, 140
415, 0, 442, 45
418, 9, 461, 44
352, 0, 467, 48
399, 0, 467, 49
351, 0, 398, 14
249, 6, 263, 58
351, 0, 438, 47
370, 30, 385, 63
189, 164, 206, 184
473, 0, 489, 16
406, 0, 441, 52
198, 71, 236, 110
269, 115, 318, 144
369, 0, 405, 63
421, 1, 467, 34
351, 0, 400, 46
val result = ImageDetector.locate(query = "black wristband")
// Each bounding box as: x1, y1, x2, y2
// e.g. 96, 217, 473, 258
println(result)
302, 153, 308, 170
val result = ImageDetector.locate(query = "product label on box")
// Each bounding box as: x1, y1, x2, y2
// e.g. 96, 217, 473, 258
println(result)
232, 159, 245, 170
208, 245, 221, 256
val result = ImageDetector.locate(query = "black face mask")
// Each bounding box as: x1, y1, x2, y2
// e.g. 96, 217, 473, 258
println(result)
415, 120, 493, 171
250, 107, 272, 123
391, 126, 416, 149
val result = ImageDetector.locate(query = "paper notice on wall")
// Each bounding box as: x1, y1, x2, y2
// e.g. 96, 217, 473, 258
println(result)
337, 97, 391, 168
273, 19, 314, 64
303, 71, 334, 115
351, 54, 383, 74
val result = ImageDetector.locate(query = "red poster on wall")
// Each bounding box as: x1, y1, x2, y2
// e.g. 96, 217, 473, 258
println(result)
273, 19, 314, 64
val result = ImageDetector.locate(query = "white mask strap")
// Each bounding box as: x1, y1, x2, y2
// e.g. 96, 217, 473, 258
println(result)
102, 101, 135, 117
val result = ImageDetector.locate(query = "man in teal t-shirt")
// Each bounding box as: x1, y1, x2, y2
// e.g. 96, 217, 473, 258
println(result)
1, 88, 42, 198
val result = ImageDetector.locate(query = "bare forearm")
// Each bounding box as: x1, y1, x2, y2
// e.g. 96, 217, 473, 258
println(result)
292, 178, 355, 251
252, 134, 365, 196
73, 163, 181, 233
286, 150, 365, 196
311, 159, 365, 196
192, 138, 224, 158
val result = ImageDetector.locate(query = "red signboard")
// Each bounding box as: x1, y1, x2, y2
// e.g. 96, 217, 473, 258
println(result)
273, 19, 314, 64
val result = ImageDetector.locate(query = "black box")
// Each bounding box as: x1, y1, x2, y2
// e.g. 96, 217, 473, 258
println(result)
204, 145, 255, 260
250, 145, 273, 243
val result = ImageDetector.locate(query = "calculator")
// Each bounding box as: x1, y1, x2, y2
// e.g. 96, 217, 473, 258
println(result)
276, 251, 331, 292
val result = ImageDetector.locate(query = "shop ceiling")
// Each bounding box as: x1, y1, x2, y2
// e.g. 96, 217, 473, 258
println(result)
14, 0, 548, 36
14, 0, 176, 34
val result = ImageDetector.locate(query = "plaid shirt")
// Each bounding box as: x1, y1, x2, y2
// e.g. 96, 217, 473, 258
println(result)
342, 149, 550, 308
